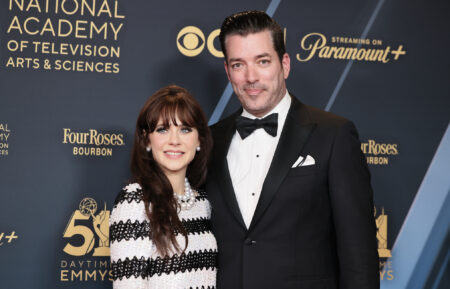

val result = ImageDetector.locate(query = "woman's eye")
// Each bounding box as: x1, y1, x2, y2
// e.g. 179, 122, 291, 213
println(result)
181, 127, 193, 133
156, 127, 168, 133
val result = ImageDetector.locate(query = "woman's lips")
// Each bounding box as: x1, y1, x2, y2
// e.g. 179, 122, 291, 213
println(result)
164, 151, 184, 158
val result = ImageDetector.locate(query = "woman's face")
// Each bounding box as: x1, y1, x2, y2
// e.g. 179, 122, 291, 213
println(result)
148, 116, 200, 177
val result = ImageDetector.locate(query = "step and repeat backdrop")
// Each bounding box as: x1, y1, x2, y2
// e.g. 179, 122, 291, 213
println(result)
0, 0, 449, 288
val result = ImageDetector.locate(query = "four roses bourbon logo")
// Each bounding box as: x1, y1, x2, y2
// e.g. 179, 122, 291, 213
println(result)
63, 198, 110, 257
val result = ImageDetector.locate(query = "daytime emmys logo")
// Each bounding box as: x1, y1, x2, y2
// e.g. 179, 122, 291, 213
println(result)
60, 197, 112, 282
375, 207, 394, 281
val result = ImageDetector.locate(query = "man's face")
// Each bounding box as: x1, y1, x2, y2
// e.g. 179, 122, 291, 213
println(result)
224, 30, 290, 117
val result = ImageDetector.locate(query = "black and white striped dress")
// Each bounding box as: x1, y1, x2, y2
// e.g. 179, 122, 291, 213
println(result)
110, 183, 217, 289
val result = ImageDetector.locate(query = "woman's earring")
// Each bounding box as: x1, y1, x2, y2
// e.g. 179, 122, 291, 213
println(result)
146, 146, 151, 152
196, 146, 201, 152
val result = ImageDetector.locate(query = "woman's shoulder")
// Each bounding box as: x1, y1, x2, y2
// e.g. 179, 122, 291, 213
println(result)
113, 183, 144, 208
110, 183, 148, 225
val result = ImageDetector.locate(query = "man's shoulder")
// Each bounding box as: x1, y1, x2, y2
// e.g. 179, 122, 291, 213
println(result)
297, 101, 361, 141
304, 104, 349, 126
291, 96, 350, 129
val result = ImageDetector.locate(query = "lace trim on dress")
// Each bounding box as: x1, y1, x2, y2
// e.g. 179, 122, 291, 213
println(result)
113, 186, 208, 207
110, 219, 151, 242
110, 218, 213, 242
114, 189, 143, 207
112, 249, 218, 279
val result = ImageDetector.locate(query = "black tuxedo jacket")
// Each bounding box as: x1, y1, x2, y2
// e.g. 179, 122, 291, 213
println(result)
206, 96, 379, 289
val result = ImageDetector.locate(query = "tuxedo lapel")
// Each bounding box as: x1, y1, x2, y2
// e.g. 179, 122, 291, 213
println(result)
211, 111, 247, 230
249, 97, 316, 231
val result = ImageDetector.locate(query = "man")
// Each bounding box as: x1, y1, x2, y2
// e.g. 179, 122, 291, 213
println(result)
206, 10, 379, 289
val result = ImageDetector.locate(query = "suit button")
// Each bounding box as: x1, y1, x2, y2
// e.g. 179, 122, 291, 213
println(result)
244, 238, 256, 245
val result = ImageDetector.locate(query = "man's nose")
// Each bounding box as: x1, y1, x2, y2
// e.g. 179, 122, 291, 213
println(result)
246, 64, 258, 83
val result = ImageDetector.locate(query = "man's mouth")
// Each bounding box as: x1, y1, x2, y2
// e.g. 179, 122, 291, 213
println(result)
245, 88, 264, 95
244, 84, 266, 96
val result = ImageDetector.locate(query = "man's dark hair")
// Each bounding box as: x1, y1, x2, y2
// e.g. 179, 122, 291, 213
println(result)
219, 10, 285, 62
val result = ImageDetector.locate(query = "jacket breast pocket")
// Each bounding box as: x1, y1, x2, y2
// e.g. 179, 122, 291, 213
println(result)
288, 164, 321, 176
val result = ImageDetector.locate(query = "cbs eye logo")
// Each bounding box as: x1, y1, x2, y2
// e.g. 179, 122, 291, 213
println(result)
177, 26, 223, 58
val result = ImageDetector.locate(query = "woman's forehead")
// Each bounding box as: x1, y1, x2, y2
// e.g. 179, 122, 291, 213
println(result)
155, 113, 193, 127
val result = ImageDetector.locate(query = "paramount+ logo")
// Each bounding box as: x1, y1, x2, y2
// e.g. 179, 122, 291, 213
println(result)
62, 128, 124, 156
176, 26, 223, 57
296, 32, 406, 63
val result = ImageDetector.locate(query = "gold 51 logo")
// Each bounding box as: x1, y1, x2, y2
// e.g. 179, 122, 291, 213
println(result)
63, 198, 110, 257
375, 207, 391, 258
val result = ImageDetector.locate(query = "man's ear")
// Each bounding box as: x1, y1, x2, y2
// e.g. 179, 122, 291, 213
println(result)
224, 61, 231, 81
282, 53, 291, 79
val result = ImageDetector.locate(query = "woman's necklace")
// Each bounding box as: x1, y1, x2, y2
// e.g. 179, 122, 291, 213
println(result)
174, 178, 196, 210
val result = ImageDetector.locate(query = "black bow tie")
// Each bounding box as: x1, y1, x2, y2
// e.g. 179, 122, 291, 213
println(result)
235, 113, 278, 139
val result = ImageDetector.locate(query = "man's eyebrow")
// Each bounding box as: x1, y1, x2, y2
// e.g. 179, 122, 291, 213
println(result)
228, 57, 243, 63
255, 53, 271, 59
229, 53, 271, 63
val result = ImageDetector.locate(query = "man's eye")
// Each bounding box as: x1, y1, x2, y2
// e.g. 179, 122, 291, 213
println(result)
231, 63, 242, 69
181, 127, 193, 133
259, 59, 270, 65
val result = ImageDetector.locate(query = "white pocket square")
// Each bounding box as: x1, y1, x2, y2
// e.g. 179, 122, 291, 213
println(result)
292, 155, 315, 168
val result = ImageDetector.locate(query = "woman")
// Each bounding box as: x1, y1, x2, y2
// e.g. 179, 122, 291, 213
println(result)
109, 85, 217, 288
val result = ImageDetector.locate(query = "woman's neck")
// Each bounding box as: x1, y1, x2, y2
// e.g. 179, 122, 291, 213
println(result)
166, 172, 187, 196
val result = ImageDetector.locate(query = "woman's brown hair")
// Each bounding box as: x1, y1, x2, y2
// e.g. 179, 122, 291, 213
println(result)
130, 85, 212, 256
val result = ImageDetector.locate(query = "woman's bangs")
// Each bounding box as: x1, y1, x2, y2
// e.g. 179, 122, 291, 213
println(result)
147, 98, 197, 131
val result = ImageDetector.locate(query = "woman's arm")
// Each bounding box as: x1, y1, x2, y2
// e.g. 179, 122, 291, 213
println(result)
110, 184, 153, 289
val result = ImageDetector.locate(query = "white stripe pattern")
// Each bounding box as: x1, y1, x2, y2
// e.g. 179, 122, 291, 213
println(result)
110, 183, 217, 289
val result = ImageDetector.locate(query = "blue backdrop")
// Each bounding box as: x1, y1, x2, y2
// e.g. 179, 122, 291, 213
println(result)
0, 0, 448, 288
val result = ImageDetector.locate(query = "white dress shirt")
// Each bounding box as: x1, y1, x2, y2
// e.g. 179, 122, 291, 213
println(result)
227, 92, 292, 228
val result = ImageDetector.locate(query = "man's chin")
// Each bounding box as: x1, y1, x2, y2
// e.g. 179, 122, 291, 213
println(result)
244, 106, 270, 117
